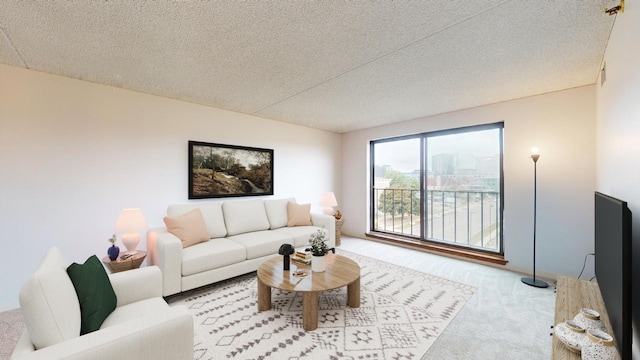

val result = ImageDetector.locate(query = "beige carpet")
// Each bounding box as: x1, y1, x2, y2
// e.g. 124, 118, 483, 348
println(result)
0, 236, 555, 359
339, 237, 556, 360
168, 249, 475, 359
0, 309, 23, 360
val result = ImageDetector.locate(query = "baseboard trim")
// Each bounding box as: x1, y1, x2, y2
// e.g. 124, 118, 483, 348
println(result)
364, 232, 508, 266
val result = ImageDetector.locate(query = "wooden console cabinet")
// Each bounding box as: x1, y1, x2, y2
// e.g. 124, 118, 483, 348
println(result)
552, 275, 621, 359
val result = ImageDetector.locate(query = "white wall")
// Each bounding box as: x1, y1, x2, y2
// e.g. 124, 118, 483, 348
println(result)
341, 85, 597, 278
595, 4, 640, 357
596, 5, 640, 207
0, 64, 342, 310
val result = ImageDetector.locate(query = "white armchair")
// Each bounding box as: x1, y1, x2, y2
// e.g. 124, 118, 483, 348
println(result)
11, 247, 193, 360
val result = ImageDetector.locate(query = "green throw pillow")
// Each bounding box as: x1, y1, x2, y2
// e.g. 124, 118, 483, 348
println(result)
66, 255, 117, 335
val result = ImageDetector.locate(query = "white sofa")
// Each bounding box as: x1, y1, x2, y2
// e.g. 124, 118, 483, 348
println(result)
147, 198, 335, 297
11, 247, 193, 360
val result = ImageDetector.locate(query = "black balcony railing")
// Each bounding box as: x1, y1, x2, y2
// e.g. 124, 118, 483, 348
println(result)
372, 188, 501, 252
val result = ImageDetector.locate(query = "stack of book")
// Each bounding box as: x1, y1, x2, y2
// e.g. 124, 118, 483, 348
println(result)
292, 250, 312, 265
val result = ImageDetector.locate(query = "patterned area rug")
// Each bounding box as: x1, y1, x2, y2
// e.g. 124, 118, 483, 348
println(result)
168, 250, 476, 360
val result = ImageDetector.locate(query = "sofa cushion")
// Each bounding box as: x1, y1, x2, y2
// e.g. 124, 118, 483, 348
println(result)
226, 230, 293, 260
222, 199, 270, 236
274, 226, 323, 248
181, 238, 247, 276
101, 297, 168, 329
287, 202, 313, 227
19, 247, 81, 349
167, 202, 227, 239
67, 255, 118, 335
264, 197, 295, 229
164, 208, 210, 248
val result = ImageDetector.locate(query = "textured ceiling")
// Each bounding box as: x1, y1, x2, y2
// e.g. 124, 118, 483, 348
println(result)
0, 1, 616, 133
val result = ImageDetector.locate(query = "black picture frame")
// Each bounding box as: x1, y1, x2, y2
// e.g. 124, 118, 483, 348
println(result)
188, 141, 274, 199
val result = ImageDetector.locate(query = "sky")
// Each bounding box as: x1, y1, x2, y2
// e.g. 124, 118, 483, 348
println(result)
374, 128, 501, 172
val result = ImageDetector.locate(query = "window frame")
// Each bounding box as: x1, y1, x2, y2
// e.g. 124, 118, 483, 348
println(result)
370, 122, 504, 255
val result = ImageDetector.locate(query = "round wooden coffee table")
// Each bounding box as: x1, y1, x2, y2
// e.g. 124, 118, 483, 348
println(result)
257, 253, 360, 331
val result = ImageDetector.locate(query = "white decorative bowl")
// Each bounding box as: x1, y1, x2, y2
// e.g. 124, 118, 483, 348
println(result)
581, 329, 621, 360
573, 308, 607, 332
565, 320, 585, 333
554, 321, 588, 353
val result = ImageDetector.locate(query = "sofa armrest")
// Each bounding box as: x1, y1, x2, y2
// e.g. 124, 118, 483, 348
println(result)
109, 266, 162, 307
10, 330, 36, 358
146, 228, 183, 296
10, 306, 193, 360
310, 213, 336, 248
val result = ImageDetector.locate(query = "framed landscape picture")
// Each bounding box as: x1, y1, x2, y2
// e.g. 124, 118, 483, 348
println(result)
188, 141, 274, 199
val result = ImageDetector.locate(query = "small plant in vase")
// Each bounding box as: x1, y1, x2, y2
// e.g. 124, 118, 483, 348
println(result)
306, 228, 329, 272
107, 234, 120, 261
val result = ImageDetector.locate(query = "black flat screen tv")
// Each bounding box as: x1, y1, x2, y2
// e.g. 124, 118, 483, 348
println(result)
594, 192, 632, 359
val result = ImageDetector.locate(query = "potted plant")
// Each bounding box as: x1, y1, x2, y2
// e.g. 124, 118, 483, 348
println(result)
107, 234, 120, 261
307, 228, 328, 272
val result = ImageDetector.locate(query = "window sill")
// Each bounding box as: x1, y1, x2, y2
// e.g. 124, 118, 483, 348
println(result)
364, 232, 508, 266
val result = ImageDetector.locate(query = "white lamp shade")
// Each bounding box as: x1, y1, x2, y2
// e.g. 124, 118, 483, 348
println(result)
319, 192, 338, 215
115, 208, 147, 253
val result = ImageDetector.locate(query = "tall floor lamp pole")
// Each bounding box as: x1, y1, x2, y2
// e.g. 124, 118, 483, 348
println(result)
521, 147, 549, 288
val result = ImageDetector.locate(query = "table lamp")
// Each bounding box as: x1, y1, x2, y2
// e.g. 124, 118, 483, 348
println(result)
115, 208, 147, 254
319, 192, 338, 215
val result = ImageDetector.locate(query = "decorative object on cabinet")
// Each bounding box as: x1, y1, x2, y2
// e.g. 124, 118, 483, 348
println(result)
582, 329, 620, 360
573, 308, 607, 333
554, 320, 587, 353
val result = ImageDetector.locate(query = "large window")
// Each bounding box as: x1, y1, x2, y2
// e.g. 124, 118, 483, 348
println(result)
372, 136, 422, 236
371, 123, 503, 254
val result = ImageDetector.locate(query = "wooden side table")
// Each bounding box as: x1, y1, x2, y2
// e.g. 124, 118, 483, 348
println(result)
335, 218, 344, 247
102, 251, 147, 273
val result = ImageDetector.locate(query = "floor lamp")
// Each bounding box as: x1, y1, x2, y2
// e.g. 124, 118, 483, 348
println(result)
521, 147, 549, 288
